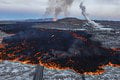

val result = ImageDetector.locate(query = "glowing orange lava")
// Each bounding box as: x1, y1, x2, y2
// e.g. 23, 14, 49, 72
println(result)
53, 18, 57, 21
108, 62, 120, 67
0, 30, 120, 75
0, 44, 4, 48
111, 48, 120, 51
84, 69, 105, 75
71, 32, 88, 42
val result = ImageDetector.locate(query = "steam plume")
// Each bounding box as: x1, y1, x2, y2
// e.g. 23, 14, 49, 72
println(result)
79, 1, 103, 28
45, 0, 74, 18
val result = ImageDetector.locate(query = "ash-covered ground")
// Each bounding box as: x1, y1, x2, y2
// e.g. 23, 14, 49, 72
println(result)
0, 18, 120, 80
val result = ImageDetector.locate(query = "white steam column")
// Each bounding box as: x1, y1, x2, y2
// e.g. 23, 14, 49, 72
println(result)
80, 1, 113, 30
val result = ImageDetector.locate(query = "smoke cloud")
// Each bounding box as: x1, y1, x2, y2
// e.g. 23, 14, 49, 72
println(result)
79, 1, 114, 30
79, 1, 102, 28
45, 0, 75, 18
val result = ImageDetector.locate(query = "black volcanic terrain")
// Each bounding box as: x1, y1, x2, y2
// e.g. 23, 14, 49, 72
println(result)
0, 18, 120, 75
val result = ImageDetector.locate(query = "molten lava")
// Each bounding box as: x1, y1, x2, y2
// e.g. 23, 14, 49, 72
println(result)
53, 18, 57, 21
0, 28, 120, 75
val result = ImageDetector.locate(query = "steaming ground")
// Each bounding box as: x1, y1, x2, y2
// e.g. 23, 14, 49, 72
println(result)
0, 18, 120, 80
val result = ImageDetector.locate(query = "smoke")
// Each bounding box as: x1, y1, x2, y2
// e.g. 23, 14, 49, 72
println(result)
79, 1, 103, 28
79, 1, 114, 30
45, 0, 74, 18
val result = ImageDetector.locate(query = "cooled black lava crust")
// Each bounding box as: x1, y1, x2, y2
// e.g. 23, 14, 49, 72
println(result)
0, 25, 120, 74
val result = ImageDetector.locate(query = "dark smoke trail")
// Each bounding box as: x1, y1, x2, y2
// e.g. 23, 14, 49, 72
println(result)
45, 0, 74, 18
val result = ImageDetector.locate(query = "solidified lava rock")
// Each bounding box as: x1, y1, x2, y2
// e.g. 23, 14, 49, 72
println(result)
0, 25, 120, 75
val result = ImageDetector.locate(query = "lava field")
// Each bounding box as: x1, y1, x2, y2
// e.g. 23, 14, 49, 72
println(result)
0, 18, 120, 75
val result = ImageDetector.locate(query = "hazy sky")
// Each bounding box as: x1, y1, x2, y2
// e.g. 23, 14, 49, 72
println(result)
0, 0, 120, 20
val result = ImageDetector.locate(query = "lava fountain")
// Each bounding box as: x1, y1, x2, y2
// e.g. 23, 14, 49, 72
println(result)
53, 17, 58, 21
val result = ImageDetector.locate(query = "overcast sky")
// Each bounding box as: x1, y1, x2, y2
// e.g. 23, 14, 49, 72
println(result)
0, 0, 120, 20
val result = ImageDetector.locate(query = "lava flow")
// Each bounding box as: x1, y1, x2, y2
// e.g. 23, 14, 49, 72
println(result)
53, 18, 58, 21
0, 28, 120, 75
